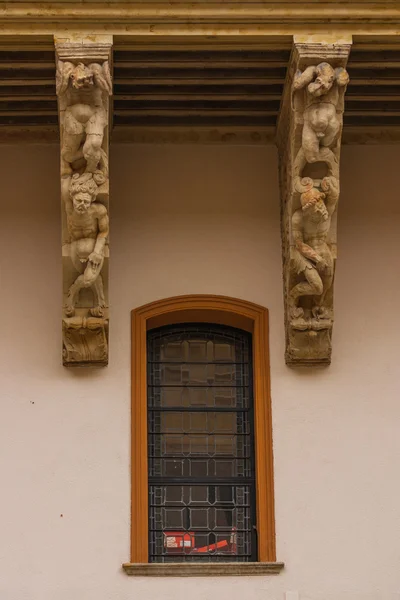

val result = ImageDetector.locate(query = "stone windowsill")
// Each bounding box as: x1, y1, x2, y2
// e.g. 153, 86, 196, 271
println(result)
122, 562, 284, 577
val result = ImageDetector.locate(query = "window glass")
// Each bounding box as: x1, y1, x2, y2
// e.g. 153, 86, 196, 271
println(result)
147, 324, 256, 562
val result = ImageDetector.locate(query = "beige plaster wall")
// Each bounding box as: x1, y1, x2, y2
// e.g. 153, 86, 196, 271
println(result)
0, 143, 399, 600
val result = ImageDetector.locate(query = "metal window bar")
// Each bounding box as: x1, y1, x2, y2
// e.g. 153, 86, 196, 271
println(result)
147, 324, 257, 563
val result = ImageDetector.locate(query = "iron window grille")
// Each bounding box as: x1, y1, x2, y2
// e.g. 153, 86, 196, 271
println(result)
147, 323, 257, 562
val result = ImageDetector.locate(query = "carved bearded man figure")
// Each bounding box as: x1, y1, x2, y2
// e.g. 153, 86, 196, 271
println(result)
293, 62, 349, 163
289, 176, 339, 321
56, 61, 112, 176
63, 172, 109, 318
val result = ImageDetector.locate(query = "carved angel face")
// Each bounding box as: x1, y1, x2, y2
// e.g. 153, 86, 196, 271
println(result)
73, 192, 92, 214
70, 63, 94, 89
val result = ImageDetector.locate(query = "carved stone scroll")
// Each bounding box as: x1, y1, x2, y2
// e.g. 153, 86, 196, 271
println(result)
55, 37, 113, 367
277, 40, 351, 366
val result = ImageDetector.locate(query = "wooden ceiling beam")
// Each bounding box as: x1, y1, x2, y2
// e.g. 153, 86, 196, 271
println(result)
0, 79, 55, 86
115, 78, 285, 86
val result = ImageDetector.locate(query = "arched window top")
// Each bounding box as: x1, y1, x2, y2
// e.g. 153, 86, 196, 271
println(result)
147, 322, 252, 363
132, 294, 268, 333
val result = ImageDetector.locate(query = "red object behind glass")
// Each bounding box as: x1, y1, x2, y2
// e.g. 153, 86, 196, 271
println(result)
164, 527, 237, 555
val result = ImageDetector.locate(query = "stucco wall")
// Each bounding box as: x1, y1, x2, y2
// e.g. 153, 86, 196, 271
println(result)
0, 144, 399, 600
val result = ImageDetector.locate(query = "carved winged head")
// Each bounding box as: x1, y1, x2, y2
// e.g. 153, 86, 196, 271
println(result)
308, 62, 335, 97
70, 63, 94, 89
69, 173, 98, 214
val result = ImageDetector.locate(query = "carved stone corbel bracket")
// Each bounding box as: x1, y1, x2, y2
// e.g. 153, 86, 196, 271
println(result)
55, 36, 113, 367
276, 39, 351, 366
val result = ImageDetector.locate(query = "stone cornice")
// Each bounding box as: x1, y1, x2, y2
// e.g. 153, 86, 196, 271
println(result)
2, 2, 400, 35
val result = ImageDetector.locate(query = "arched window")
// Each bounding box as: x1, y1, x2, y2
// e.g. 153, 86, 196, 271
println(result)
127, 295, 278, 573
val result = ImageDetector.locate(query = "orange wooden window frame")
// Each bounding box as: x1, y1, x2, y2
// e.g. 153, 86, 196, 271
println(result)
131, 295, 276, 563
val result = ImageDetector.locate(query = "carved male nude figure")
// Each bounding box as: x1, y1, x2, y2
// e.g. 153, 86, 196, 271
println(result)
62, 173, 109, 317
289, 176, 338, 320
293, 63, 349, 163
56, 61, 112, 176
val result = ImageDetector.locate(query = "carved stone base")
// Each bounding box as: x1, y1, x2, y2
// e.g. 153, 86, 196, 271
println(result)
63, 316, 108, 367
287, 324, 332, 366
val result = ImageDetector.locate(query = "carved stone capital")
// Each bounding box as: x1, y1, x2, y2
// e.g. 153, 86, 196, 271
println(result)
55, 36, 113, 367
277, 40, 351, 366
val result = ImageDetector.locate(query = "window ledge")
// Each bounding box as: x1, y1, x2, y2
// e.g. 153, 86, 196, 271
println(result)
122, 562, 284, 577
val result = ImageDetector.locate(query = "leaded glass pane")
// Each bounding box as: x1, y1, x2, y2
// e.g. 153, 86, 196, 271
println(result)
147, 324, 256, 562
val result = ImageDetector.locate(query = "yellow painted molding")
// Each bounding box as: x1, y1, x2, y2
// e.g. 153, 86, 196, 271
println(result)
2, 3, 400, 36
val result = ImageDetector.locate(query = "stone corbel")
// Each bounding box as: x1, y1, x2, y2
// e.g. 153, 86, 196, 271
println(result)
276, 38, 351, 366
55, 36, 113, 366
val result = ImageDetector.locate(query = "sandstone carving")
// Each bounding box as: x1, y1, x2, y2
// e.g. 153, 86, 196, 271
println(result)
289, 175, 338, 324
277, 42, 350, 365
293, 63, 349, 164
56, 60, 112, 176
62, 172, 109, 319
56, 39, 112, 366
62, 317, 108, 365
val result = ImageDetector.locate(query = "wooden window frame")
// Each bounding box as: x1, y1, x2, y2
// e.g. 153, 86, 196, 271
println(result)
130, 294, 276, 564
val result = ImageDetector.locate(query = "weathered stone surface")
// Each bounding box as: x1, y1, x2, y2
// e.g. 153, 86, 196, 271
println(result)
55, 37, 112, 367
277, 40, 351, 366
122, 562, 285, 576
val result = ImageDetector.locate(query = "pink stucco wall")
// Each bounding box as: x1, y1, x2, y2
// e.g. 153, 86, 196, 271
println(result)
0, 143, 399, 600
